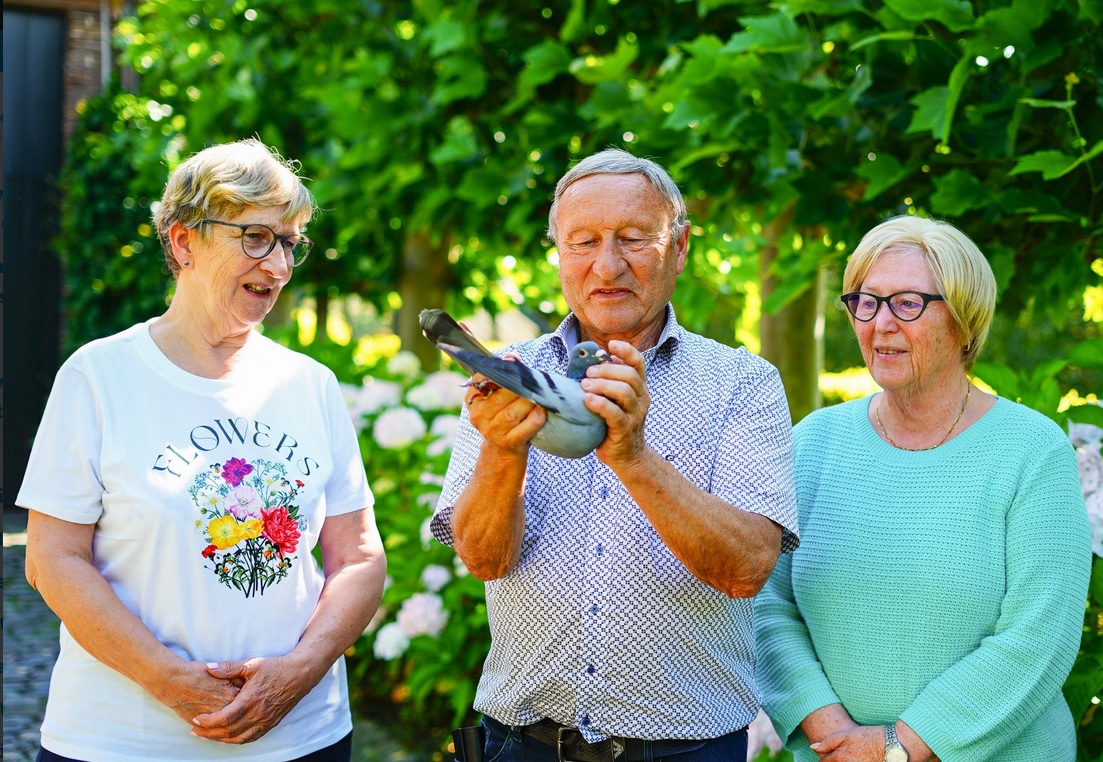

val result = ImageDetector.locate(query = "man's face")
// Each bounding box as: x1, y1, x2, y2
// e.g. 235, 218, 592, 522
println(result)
555, 173, 687, 349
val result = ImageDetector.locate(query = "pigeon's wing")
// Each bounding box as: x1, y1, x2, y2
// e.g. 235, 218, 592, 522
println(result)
419, 309, 493, 357
439, 344, 594, 423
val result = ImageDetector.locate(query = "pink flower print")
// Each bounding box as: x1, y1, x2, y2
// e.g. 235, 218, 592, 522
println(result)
222, 457, 253, 487
262, 506, 301, 557
226, 485, 263, 520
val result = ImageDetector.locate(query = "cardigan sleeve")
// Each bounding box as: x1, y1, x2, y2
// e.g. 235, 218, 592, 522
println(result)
754, 548, 844, 745
899, 438, 1091, 759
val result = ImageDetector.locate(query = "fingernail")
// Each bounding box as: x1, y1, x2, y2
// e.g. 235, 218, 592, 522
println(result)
206, 662, 219, 669
192, 718, 201, 726
810, 743, 822, 751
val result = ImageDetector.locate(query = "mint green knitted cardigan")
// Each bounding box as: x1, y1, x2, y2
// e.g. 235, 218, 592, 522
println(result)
754, 396, 1091, 761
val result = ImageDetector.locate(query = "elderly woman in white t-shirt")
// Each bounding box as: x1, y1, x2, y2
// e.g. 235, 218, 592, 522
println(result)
18, 139, 386, 762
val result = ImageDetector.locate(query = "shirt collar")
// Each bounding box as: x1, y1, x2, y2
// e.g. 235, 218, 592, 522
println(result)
551, 304, 683, 356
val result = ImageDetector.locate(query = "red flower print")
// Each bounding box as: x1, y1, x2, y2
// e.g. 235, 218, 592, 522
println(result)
262, 506, 301, 556
222, 457, 253, 487
201, 544, 217, 559
295, 480, 304, 488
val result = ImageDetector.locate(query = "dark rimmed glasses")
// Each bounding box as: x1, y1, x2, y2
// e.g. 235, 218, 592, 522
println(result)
200, 218, 313, 267
839, 291, 945, 322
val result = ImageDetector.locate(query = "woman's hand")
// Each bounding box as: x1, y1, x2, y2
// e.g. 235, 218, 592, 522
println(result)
810, 726, 884, 760
189, 655, 309, 744
149, 660, 241, 725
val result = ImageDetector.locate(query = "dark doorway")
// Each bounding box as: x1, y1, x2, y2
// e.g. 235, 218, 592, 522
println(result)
4, 9, 66, 508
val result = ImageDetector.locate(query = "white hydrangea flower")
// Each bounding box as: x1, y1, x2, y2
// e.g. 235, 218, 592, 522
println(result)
421, 371, 468, 409
372, 622, 410, 660
387, 350, 422, 377
344, 379, 403, 431
420, 517, 436, 548
396, 592, 450, 638
407, 382, 449, 411
1078, 445, 1103, 495
428, 414, 462, 456
373, 407, 428, 449
1086, 489, 1103, 558
421, 564, 452, 592
746, 710, 784, 759
453, 555, 470, 577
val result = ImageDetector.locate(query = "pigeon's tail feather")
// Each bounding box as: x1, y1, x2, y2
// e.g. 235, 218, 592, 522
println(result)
419, 309, 493, 357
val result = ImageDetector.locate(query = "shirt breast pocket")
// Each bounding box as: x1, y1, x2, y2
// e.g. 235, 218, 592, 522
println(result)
659, 447, 716, 492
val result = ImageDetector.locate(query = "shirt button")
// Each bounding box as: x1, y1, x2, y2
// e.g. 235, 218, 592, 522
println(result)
586, 665, 596, 675
598, 486, 609, 499
595, 544, 604, 555
580, 715, 591, 727
589, 604, 599, 614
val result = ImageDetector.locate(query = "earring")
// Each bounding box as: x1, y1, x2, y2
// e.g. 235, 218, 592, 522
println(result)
181, 261, 190, 268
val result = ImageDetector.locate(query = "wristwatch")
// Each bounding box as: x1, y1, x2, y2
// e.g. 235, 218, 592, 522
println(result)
884, 723, 909, 762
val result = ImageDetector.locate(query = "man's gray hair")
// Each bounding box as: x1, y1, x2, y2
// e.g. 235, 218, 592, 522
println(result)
546, 148, 688, 244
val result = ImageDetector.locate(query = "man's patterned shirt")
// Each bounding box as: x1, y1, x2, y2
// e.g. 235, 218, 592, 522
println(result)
432, 307, 799, 742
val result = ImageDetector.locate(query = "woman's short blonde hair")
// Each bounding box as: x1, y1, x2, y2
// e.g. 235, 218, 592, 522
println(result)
843, 215, 997, 369
153, 139, 316, 276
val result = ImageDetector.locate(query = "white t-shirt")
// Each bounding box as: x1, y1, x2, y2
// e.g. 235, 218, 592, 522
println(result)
16, 319, 374, 761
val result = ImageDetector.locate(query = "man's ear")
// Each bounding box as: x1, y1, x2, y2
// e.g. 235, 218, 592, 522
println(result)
673, 224, 690, 275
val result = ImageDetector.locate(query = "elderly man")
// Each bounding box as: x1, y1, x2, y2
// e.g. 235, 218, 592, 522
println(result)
431, 149, 798, 762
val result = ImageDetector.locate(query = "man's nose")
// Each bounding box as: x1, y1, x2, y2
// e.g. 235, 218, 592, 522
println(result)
592, 239, 628, 279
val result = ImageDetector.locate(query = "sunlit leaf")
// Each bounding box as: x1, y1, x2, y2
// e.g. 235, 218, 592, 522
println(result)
930, 168, 994, 216
884, 0, 976, 32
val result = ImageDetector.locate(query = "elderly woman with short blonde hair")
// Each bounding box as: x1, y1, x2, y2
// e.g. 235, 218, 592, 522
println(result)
755, 215, 1090, 761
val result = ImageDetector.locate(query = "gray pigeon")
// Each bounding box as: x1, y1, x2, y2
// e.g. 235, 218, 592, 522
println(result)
419, 309, 610, 459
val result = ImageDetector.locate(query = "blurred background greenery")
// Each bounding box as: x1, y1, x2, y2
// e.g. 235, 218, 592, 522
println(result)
38, 0, 1103, 759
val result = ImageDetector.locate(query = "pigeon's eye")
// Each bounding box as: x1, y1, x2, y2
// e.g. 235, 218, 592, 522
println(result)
579, 349, 588, 356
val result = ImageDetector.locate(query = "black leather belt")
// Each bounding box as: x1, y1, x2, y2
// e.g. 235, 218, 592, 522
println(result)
520, 718, 703, 762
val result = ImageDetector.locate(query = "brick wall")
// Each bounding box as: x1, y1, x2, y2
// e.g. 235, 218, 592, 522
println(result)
63, 8, 105, 142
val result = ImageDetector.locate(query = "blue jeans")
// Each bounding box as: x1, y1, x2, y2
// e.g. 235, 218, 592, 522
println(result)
481, 716, 748, 762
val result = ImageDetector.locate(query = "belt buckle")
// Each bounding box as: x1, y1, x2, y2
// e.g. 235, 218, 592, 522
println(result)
556, 727, 623, 762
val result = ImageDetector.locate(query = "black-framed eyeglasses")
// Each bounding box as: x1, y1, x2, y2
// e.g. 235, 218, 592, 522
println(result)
838, 291, 945, 322
200, 219, 313, 267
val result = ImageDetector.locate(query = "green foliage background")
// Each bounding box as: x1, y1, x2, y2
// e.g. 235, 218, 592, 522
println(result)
54, 0, 1103, 759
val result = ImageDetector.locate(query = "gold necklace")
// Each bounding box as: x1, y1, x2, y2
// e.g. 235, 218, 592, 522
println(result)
876, 383, 972, 451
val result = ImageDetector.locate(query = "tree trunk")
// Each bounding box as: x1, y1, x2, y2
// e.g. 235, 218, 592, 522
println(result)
759, 214, 824, 425
397, 229, 450, 371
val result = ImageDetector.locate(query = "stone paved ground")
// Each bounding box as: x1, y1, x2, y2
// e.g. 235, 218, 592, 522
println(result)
2, 511, 428, 762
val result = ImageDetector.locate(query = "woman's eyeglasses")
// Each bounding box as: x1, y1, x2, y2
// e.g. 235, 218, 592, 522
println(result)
838, 291, 945, 322
200, 219, 313, 267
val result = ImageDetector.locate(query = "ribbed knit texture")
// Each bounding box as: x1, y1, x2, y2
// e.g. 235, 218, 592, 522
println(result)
754, 396, 1091, 761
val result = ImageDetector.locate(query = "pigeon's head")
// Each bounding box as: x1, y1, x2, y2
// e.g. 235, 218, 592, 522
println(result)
566, 341, 610, 379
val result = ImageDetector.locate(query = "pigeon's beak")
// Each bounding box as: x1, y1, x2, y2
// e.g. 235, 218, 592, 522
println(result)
596, 349, 610, 361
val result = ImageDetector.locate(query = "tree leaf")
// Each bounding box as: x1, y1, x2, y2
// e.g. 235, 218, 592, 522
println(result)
930, 168, 994, 216
1067, 404, 1103, 429
1018, 97, 1077, 109
1009, 141, 1103, 180
941, 55, 972, 144
855, 152, 909, 201
1068, 338, 1103, 370
723, 13, 806, 54
884, 0, 976, 32
424, 17, 465, 58
569, 36, 639, 84
905, 86, 949, 137
848, 30, 925, 52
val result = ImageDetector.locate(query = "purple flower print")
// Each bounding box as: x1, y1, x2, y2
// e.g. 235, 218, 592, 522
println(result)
222, 457, 254, 487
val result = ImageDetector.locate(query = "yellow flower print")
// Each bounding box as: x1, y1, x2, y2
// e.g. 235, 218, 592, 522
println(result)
239, 518, 263, 541
208, 515, 244, 550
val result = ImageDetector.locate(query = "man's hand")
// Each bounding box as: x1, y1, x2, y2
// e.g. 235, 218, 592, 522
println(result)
464, 359, 547, 457
580, 340, 650, 468
190, 656, 310, 744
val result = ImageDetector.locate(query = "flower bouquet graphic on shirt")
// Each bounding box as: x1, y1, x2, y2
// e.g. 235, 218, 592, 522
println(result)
191, 457, 306, 598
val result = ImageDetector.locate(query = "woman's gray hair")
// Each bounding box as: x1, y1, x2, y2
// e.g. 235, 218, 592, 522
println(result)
546, 148, 688, 244
153, 138, 316, 277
